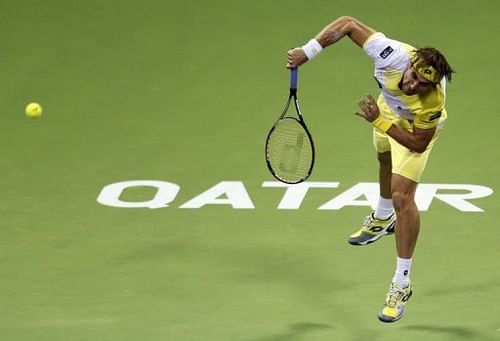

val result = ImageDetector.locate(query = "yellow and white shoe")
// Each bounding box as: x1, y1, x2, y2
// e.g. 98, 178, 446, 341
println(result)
378, 282, 412, 323
348, 212, 396, 246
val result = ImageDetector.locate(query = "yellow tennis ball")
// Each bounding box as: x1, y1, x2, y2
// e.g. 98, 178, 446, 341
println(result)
25, 102, 43, 119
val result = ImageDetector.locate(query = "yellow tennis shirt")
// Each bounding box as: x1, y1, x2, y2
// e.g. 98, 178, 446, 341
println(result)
363, 33, 447, 130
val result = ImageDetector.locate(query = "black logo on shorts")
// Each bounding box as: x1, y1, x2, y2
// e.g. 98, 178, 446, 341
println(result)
403, 270, 408, 276
429, 111, 442, 121
380, 46, 394, 59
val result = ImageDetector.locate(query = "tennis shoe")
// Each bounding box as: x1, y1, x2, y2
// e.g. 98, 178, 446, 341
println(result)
348, 212, 396, 246
378, 282, 412, 323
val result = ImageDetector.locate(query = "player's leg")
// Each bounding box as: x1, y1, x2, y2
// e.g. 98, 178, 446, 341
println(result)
378, 130, 441, 323
378, 174, 417, 323
348, 137, 395, 246
375, 151, 396, 221
378, 151, 392, 199
392, 174, 419, 259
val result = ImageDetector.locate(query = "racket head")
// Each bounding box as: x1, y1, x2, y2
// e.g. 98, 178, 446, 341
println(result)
265, 116, 315, 184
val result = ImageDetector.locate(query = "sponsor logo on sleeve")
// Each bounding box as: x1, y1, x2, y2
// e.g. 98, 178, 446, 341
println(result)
380, 46, 394, 59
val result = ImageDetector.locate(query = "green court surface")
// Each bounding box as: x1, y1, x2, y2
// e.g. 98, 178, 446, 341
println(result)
1, 0, 499, 340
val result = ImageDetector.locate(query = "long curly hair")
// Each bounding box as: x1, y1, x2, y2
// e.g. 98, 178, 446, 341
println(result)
413, 47, 455, 82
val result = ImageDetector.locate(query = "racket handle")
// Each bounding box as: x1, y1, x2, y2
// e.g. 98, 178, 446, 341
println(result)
290, 68, 298, 90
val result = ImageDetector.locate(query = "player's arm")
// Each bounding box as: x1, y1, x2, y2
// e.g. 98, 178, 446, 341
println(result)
356, 95, 435, 153
385, 126, 435, 153
315, 16, 376, 48
287, 16, 376, 68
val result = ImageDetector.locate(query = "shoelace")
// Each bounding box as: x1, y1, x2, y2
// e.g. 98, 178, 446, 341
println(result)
362, 214, 374, 228
386, 286, 406, 308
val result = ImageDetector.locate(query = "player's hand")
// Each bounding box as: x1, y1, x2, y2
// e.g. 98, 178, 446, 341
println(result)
286, 47, 308, 69
355, 94, 380, 122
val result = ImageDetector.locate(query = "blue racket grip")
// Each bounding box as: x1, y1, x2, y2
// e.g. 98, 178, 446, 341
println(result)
290, 68, 298, 90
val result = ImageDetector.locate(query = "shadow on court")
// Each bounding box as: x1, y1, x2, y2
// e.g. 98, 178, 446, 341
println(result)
402, 324, 489, 341
252, 322, 333, 341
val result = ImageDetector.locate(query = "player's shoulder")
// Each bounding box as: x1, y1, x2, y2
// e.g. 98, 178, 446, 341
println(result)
414, 86, 447, 129
363, 32, 414, 70
425, 88, 445, 105
419, 84, 446, 113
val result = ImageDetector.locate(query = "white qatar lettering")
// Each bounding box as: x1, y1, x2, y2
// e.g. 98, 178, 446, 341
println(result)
179, 181, 254, 209
319, 183, 379, 210
417, 184, 494, 212
97, 180, 494, 212
97, 180, 180, 209
262, 181, 340, 209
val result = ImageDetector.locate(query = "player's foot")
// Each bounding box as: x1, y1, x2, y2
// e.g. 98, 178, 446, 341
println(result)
347, 212, 396, 246
378, 282, 412, 323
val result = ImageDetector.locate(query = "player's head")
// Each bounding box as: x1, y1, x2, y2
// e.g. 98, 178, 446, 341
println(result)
401, 47, 455, 96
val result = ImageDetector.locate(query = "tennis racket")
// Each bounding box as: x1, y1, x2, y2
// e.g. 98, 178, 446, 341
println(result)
265, 68, 315, 184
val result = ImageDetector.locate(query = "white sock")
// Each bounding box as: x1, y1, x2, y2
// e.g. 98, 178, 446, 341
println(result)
374, 196, 394, 220
392, 257, 412, 287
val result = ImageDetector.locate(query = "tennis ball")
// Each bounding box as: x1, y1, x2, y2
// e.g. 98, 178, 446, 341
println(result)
25, 102, 43, 119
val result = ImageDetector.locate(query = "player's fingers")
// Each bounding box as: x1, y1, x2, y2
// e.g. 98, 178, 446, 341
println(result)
359, 96, 369, 104
287, 58, 297, 68
287, 48, 298, 57
366, 94, 377, 108
360, 96, 378, 115
356, 100, 368, 112
358, 99, 369, 112
286, 52, 295, 68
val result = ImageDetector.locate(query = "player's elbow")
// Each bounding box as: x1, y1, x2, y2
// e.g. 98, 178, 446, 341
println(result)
336, 15, 357, 30
337, 15, 356, 24
335, 16, 365, 43
411, 143, 429, 154
414, 136, 434, 153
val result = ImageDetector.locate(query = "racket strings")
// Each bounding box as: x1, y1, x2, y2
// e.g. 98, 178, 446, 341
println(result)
266, 118, 313, 183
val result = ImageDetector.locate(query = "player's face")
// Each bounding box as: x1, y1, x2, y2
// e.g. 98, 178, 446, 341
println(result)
401, 68, 434, 96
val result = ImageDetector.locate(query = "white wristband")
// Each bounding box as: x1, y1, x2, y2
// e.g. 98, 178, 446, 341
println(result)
302, 39, 323, 60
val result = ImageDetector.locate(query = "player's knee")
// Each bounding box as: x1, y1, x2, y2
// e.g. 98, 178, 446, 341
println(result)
392, 191, 413, 213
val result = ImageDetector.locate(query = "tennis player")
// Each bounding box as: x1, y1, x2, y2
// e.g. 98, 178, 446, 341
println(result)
286, 16, 454, 322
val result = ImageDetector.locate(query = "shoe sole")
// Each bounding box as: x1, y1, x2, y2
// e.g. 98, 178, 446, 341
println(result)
378, 312, 405, 323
